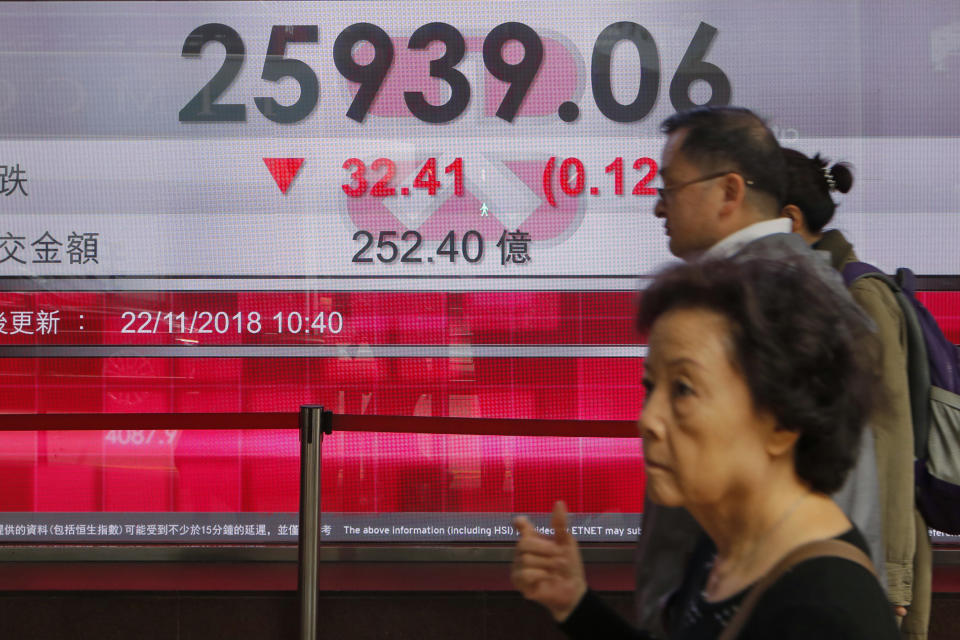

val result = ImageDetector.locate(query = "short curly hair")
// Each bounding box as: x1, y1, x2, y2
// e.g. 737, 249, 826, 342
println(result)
636, 258, 879, 494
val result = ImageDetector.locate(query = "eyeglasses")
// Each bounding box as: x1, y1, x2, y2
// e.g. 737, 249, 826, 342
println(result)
657, 171, 755, 200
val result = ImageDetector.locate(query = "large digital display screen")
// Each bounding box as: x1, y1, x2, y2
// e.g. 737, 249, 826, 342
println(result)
0, 1, 958, 544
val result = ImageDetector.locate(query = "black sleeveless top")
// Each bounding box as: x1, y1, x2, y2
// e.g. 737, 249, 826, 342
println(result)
560, 527, 899, 640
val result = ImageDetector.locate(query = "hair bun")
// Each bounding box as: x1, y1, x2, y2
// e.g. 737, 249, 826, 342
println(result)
827, 162, 854, 194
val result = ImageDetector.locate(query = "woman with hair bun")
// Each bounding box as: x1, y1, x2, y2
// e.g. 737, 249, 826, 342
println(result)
781, 150, 854, 235
781, 148, 931, 640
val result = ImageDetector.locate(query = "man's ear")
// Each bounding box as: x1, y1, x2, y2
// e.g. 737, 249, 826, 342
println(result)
781, 204, 806, 234
716, 172, 748, 221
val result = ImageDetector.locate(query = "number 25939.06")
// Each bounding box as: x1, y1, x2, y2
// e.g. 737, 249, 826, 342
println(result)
179, 21, 729, 125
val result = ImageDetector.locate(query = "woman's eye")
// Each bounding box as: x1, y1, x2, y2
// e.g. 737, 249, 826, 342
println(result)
641, 379, 654, 404
672, 380, 693, 398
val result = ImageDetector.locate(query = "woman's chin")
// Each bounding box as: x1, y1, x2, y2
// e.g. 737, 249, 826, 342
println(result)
646, 483, 684, 508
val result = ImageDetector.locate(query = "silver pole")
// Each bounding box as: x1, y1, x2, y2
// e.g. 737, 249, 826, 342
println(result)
298, 405, 328, 640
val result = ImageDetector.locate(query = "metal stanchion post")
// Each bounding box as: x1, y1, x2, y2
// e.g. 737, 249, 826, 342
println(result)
298, 405, 332, 640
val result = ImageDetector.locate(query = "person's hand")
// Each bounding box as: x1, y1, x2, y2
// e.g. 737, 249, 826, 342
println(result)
893, 605, 907, 619
510, 501, 588, 622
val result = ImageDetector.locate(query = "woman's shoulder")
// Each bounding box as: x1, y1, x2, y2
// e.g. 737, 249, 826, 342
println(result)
846, 273, 907, 349
741, 532, 899, 640
846, 268, 901, 310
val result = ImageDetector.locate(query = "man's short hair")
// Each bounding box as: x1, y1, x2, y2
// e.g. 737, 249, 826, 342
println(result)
661, 107, 787, 210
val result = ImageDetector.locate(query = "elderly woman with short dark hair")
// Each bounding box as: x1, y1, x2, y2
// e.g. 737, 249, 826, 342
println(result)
511, 258, 899, 639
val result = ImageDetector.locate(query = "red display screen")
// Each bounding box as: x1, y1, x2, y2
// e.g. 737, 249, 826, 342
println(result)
2, 1, 959, 544
0, 290, 650, 542
0, 290, 957, 542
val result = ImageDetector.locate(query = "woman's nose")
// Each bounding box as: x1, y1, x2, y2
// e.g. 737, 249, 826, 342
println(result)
637, 396, 663, 441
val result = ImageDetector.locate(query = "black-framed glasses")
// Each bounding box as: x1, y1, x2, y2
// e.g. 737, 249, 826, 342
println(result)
657, 171, 755, 200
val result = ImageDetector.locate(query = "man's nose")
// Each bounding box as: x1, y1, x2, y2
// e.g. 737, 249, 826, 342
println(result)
654, 197, 667, 219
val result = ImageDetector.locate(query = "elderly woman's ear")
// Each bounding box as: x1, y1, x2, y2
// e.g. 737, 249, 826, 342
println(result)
765, 422, 801, 457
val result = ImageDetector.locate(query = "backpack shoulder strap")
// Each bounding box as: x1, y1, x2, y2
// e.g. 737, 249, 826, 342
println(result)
717, 539, 876, 640
841, 261, 897, 290
895, 267, 918, 295
840, 261, 931, 458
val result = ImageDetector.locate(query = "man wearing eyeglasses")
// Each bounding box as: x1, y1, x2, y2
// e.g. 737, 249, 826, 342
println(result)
635, 106, 885, 636
654, 107, 795, 262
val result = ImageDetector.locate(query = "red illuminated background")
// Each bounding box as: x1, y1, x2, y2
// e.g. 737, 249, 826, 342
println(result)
0, 289, 956, 518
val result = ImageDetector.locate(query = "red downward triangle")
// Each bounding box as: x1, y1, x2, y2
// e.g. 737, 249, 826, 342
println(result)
263, 158, 305, 194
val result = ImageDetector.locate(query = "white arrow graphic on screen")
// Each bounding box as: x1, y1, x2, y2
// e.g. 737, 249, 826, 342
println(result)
380, 154, 541, 230
456, 153, 541, 230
